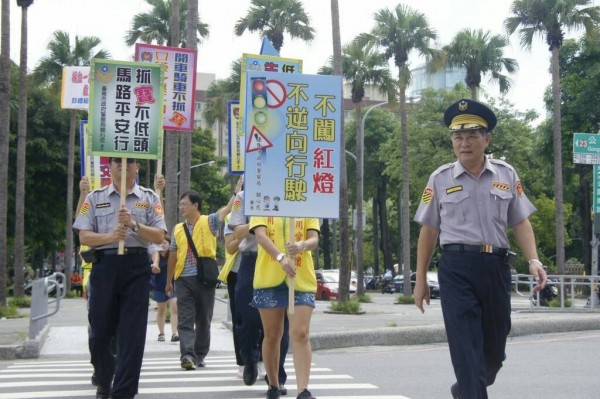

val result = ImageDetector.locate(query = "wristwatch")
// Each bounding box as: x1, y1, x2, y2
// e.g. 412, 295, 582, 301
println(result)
132, 221, 140, 233
276, 253, 285, 262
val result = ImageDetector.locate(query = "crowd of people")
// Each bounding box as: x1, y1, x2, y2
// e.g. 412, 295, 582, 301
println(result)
71, 98, 549, 399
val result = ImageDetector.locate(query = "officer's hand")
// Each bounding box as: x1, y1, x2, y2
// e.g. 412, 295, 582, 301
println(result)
530, 262, 548, 292
118, 206, 133, 227
279, 256, 296, 278
154, 174, 165, 191
80, 176, 90, 194
165, 281, 173, 297
414, 279, 430, 314
112, 224, 128, 241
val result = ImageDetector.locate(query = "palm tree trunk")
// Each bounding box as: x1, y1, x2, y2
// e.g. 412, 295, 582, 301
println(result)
180, 0, 196, 196
399, 71, 411, 296
165, 0, 181, 231
0, 0, 11, 306
470, 85, 478, 100
355, 102, 365, 295
372, 197, 380, 275
14, 3, 30, 297
551, 47, 565, 273
330, 0, 350, 300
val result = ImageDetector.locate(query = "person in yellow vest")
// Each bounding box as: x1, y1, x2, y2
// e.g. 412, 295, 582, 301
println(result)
217, 213, 244, 378
166, 180, 241, 370
250, 217, 320, 399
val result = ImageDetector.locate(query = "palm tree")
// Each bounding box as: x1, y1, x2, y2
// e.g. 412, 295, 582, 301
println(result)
366, 4, 437, 295
13, 0, 34, 297
126, 0, 209, 231
505, 0, 600, 274
33, 31, 109, 290
235, 0, 315, 52
443, 29, 518, 100
320, 40, 393, 295
329, 0, 352, 301
0, 0, 12, 306
125, 0, 209, 48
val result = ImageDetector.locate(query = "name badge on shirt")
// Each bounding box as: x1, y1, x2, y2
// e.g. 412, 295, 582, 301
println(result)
95, 202, 110, 209
445, 185, 463, 194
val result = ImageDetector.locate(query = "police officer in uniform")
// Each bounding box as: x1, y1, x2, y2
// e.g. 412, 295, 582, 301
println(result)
73, 157, 166, 399
414, 99, 548, 399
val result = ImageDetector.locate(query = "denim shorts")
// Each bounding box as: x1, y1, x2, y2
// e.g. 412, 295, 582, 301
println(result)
152, 290, 176, 303
253, 282, 315, 309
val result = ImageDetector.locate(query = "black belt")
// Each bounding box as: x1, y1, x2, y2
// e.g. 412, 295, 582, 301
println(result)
443, 244, 507, 256
97, 247, 147, 256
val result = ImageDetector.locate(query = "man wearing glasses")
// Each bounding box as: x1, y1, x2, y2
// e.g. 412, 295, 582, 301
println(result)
166, 178, 241, 370
73, 157, 166, 399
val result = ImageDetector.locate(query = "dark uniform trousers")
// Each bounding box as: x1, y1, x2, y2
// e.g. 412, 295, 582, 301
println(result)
175, 275, 215, 363
88, 252, 150, 399
439, 251, 512, 399
235, 252, 289, 384
226, 271, 244, 366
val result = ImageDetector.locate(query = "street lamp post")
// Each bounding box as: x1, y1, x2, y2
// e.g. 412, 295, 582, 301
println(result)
357, 101, 387, 294
177, 160, 215, 177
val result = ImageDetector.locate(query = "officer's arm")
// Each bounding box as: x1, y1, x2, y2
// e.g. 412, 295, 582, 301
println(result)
79, 230, 119, 248
414, 224, 439, 313
225, 233, 240, 255
512, 218, 547, 289
232, 223, 250, 241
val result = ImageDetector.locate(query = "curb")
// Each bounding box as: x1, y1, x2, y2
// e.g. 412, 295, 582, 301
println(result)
0, 324, 49, 360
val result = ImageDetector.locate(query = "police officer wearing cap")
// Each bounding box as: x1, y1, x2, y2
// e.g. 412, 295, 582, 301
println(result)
414, 99, 548, 399
73, 157, 166, 399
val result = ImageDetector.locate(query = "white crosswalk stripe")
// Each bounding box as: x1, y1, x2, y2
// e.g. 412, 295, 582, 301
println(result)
0, 355, 411, 399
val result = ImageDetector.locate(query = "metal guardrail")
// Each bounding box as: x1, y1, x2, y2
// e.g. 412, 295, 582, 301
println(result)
28, 272, 65, 339
514, 274, 600, 311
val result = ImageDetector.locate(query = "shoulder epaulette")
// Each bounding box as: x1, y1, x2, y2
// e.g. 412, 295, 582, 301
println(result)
431, 161, 456, 177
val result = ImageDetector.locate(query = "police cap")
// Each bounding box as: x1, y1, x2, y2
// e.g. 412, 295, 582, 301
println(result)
443, 98, 497, 132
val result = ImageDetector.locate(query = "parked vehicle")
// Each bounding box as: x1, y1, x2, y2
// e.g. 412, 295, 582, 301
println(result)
315, 269, 357, 300
530, 276, 558, 306
394, 272, 440, 299
365, 275, 381, 290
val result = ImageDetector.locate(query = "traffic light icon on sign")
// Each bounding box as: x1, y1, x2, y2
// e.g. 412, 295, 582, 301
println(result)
251, 77, 268, 125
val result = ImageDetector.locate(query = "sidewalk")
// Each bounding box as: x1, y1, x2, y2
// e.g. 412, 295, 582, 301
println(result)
2, 290, 600, 359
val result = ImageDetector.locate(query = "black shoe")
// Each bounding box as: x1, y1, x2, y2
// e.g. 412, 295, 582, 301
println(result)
196, 359, 206, 368
266, 385, 281, 399
243, 363, 258, 386
280, 384, 288, 395
296, 389, 315, 399
91, 372, 98, 387
451, 383, 459, 399
96, 385, 110, 399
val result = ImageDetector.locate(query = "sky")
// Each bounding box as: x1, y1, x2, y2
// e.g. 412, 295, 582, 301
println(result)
5, 0, 597, 119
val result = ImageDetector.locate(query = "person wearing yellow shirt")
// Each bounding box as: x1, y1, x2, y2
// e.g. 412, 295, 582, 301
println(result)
250, 217, 320, 399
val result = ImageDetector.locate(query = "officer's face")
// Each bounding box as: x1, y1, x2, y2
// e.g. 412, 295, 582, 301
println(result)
110, 158, 139, 182
451, 129, 490, 166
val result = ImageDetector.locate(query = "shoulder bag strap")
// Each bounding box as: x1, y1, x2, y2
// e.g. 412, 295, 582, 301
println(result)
182, 222, 199, 258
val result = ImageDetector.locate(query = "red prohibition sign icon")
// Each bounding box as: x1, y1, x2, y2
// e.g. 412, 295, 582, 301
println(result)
265, 79, 287, 109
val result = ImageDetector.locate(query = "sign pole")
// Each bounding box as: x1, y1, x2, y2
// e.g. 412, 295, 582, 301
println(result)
288, 217, 295, 315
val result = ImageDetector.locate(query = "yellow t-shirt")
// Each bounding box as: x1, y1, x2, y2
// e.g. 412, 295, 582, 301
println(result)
249, 217, 320, 292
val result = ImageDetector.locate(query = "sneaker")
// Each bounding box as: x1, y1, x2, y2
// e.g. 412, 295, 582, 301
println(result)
243, 362, 258, 386
237, 365, 244, 379
258, 361, 267, 380
280, 384, 288, 396
181, 357, 195, 370
296, 388, 315, 399
170, 334, 179, 342
266, 385, 281, 399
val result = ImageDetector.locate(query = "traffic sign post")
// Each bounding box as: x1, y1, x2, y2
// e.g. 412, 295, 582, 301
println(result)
574, 133, 600, 305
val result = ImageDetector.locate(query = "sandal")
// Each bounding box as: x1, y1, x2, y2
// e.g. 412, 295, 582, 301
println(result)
158, 334, 165, 342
